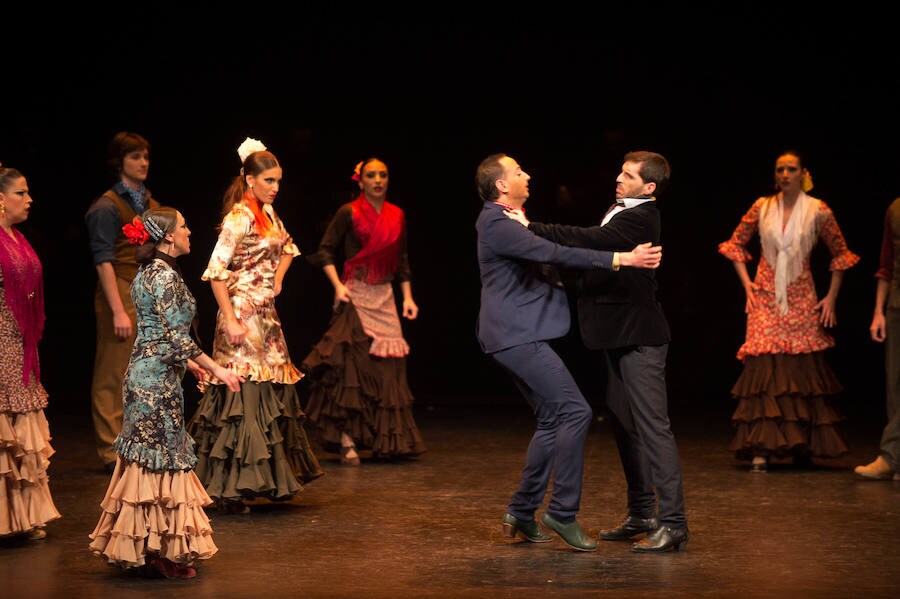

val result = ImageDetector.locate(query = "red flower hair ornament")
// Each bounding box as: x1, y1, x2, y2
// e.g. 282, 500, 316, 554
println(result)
123, 217, 150, 245
351, 161, 363, 182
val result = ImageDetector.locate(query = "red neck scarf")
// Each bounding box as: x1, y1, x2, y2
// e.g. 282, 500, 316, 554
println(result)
0, 227, 45, 385
343, 193, 404, 284
243, 191, 274, 236
494, 201, 525, 216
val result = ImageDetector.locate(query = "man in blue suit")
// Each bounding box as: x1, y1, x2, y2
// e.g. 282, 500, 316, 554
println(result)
474, 153, 661, 552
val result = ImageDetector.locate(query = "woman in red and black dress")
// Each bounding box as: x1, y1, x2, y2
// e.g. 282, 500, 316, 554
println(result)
301, 157, 426, 465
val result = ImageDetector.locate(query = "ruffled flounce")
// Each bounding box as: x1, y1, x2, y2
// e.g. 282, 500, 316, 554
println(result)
301, 302, 426, 458
188, 382, 323, 502
114, 431, 198, 472
829, 250, 860, 271
199, 362, 302, 392
0, 410, 61, 536
369, 358, 427, 456
728, 352, 849, 459
717, 240, 753, 263
737, 336, 835, 361
0, 381, 47, 415
88, 459, 217, 568
200, 266, 231, 282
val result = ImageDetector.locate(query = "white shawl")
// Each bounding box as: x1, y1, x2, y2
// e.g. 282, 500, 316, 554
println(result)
759, 192, 819, 314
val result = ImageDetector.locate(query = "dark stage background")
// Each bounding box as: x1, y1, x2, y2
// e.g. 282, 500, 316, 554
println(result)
3, 12, 898, 432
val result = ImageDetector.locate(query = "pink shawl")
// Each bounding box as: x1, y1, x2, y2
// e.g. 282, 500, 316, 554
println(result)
0, 227, 45, 384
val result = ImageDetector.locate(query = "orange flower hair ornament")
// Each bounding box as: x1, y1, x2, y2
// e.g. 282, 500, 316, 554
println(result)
122, 217, 149, 245
351, 161, 363, 182
802, 171, 814, 193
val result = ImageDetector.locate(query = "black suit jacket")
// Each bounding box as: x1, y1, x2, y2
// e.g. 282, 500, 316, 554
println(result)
529, 201, 670, 350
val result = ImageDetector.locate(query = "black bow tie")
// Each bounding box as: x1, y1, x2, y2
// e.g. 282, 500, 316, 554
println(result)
615, 201, 626, 206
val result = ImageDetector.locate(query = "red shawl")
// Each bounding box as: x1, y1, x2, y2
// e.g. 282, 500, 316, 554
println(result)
342, 194, 404, 285
243, 191, 274, 236
0, 227, 45, 385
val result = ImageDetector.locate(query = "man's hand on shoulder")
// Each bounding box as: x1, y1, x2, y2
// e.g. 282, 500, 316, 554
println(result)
503, 209, 530, 227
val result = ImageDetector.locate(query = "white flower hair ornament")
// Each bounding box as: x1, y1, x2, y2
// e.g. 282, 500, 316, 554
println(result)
237, 137, 267, 164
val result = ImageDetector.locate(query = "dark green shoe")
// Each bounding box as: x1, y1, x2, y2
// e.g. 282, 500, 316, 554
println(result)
502, 513, 553, 543
540, 513, 598, 552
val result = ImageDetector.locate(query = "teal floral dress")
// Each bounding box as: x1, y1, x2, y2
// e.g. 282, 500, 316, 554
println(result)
117, 260, 203, 468
90, 258, 218, 569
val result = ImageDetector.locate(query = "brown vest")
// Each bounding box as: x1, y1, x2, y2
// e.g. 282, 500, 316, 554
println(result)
888, 198, 900, 309
103, 189, 160, 282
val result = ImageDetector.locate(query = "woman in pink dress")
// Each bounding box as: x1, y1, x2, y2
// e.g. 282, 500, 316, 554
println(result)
719, 150, 859, 472
0, 165, 60, 541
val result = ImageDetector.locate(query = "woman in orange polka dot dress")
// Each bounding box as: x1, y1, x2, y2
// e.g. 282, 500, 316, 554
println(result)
718, 150, 859, 473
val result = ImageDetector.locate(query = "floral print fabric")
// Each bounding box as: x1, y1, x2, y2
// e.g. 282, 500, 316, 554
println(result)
202, 203, 300, 384
718, 196, 859, 360
114, 260, 203, 471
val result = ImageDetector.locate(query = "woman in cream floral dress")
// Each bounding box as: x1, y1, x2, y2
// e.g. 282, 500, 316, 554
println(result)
719, 150, 859, 473
189, 139, 322, 514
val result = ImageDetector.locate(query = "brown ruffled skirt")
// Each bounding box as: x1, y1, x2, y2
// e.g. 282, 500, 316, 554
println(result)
1, 409, 61, 537
729, 352, 849, 460
88, 459, 217, 568
300, 302, 426, 458
188, 382, 323, 502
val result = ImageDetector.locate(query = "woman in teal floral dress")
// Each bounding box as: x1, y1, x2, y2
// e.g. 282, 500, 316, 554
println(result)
89, 206, 243, 579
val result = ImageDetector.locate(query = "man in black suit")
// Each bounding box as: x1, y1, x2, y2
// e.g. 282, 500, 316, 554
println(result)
475, 153, 662, 552
505, 151, 688, 552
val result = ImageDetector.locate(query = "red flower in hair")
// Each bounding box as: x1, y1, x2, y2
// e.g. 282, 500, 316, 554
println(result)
122, 217, 150, 245
351, 161, 363, 182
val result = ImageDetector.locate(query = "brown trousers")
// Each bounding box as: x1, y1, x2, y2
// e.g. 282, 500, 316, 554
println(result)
90, 278, 136, 465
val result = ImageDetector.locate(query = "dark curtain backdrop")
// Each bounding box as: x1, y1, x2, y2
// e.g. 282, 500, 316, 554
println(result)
3, 11, 897, 431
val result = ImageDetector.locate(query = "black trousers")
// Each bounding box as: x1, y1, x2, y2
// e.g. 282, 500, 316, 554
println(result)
604, 343, 687, 528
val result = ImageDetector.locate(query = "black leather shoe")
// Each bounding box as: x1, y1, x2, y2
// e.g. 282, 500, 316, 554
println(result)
631, 526, 689, 553
501, 513, 552, 543
599, 515, 659, 541
540, 513, 598, 552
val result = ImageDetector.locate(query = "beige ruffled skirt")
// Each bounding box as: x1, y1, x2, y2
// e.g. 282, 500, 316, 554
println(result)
88, 459, 218, 569
0, 409, 61, 537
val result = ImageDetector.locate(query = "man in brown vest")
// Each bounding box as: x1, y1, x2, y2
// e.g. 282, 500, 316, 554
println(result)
856, 197, 900, 481
84, 132, 159, 472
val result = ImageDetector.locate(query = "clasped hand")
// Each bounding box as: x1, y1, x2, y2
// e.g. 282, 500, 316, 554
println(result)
503, 209, 661, 269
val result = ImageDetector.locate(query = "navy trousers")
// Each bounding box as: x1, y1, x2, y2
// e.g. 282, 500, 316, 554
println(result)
491, 341, 593, 523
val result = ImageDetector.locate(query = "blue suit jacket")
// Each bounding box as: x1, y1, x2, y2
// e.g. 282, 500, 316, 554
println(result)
476, 202, 614, 353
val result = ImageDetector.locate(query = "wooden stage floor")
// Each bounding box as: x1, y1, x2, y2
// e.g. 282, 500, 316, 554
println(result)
2, 398, 898, 598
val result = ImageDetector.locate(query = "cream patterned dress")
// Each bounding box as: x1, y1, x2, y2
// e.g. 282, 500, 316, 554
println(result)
188, 202, 322, 504
202, 203, 301, 384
